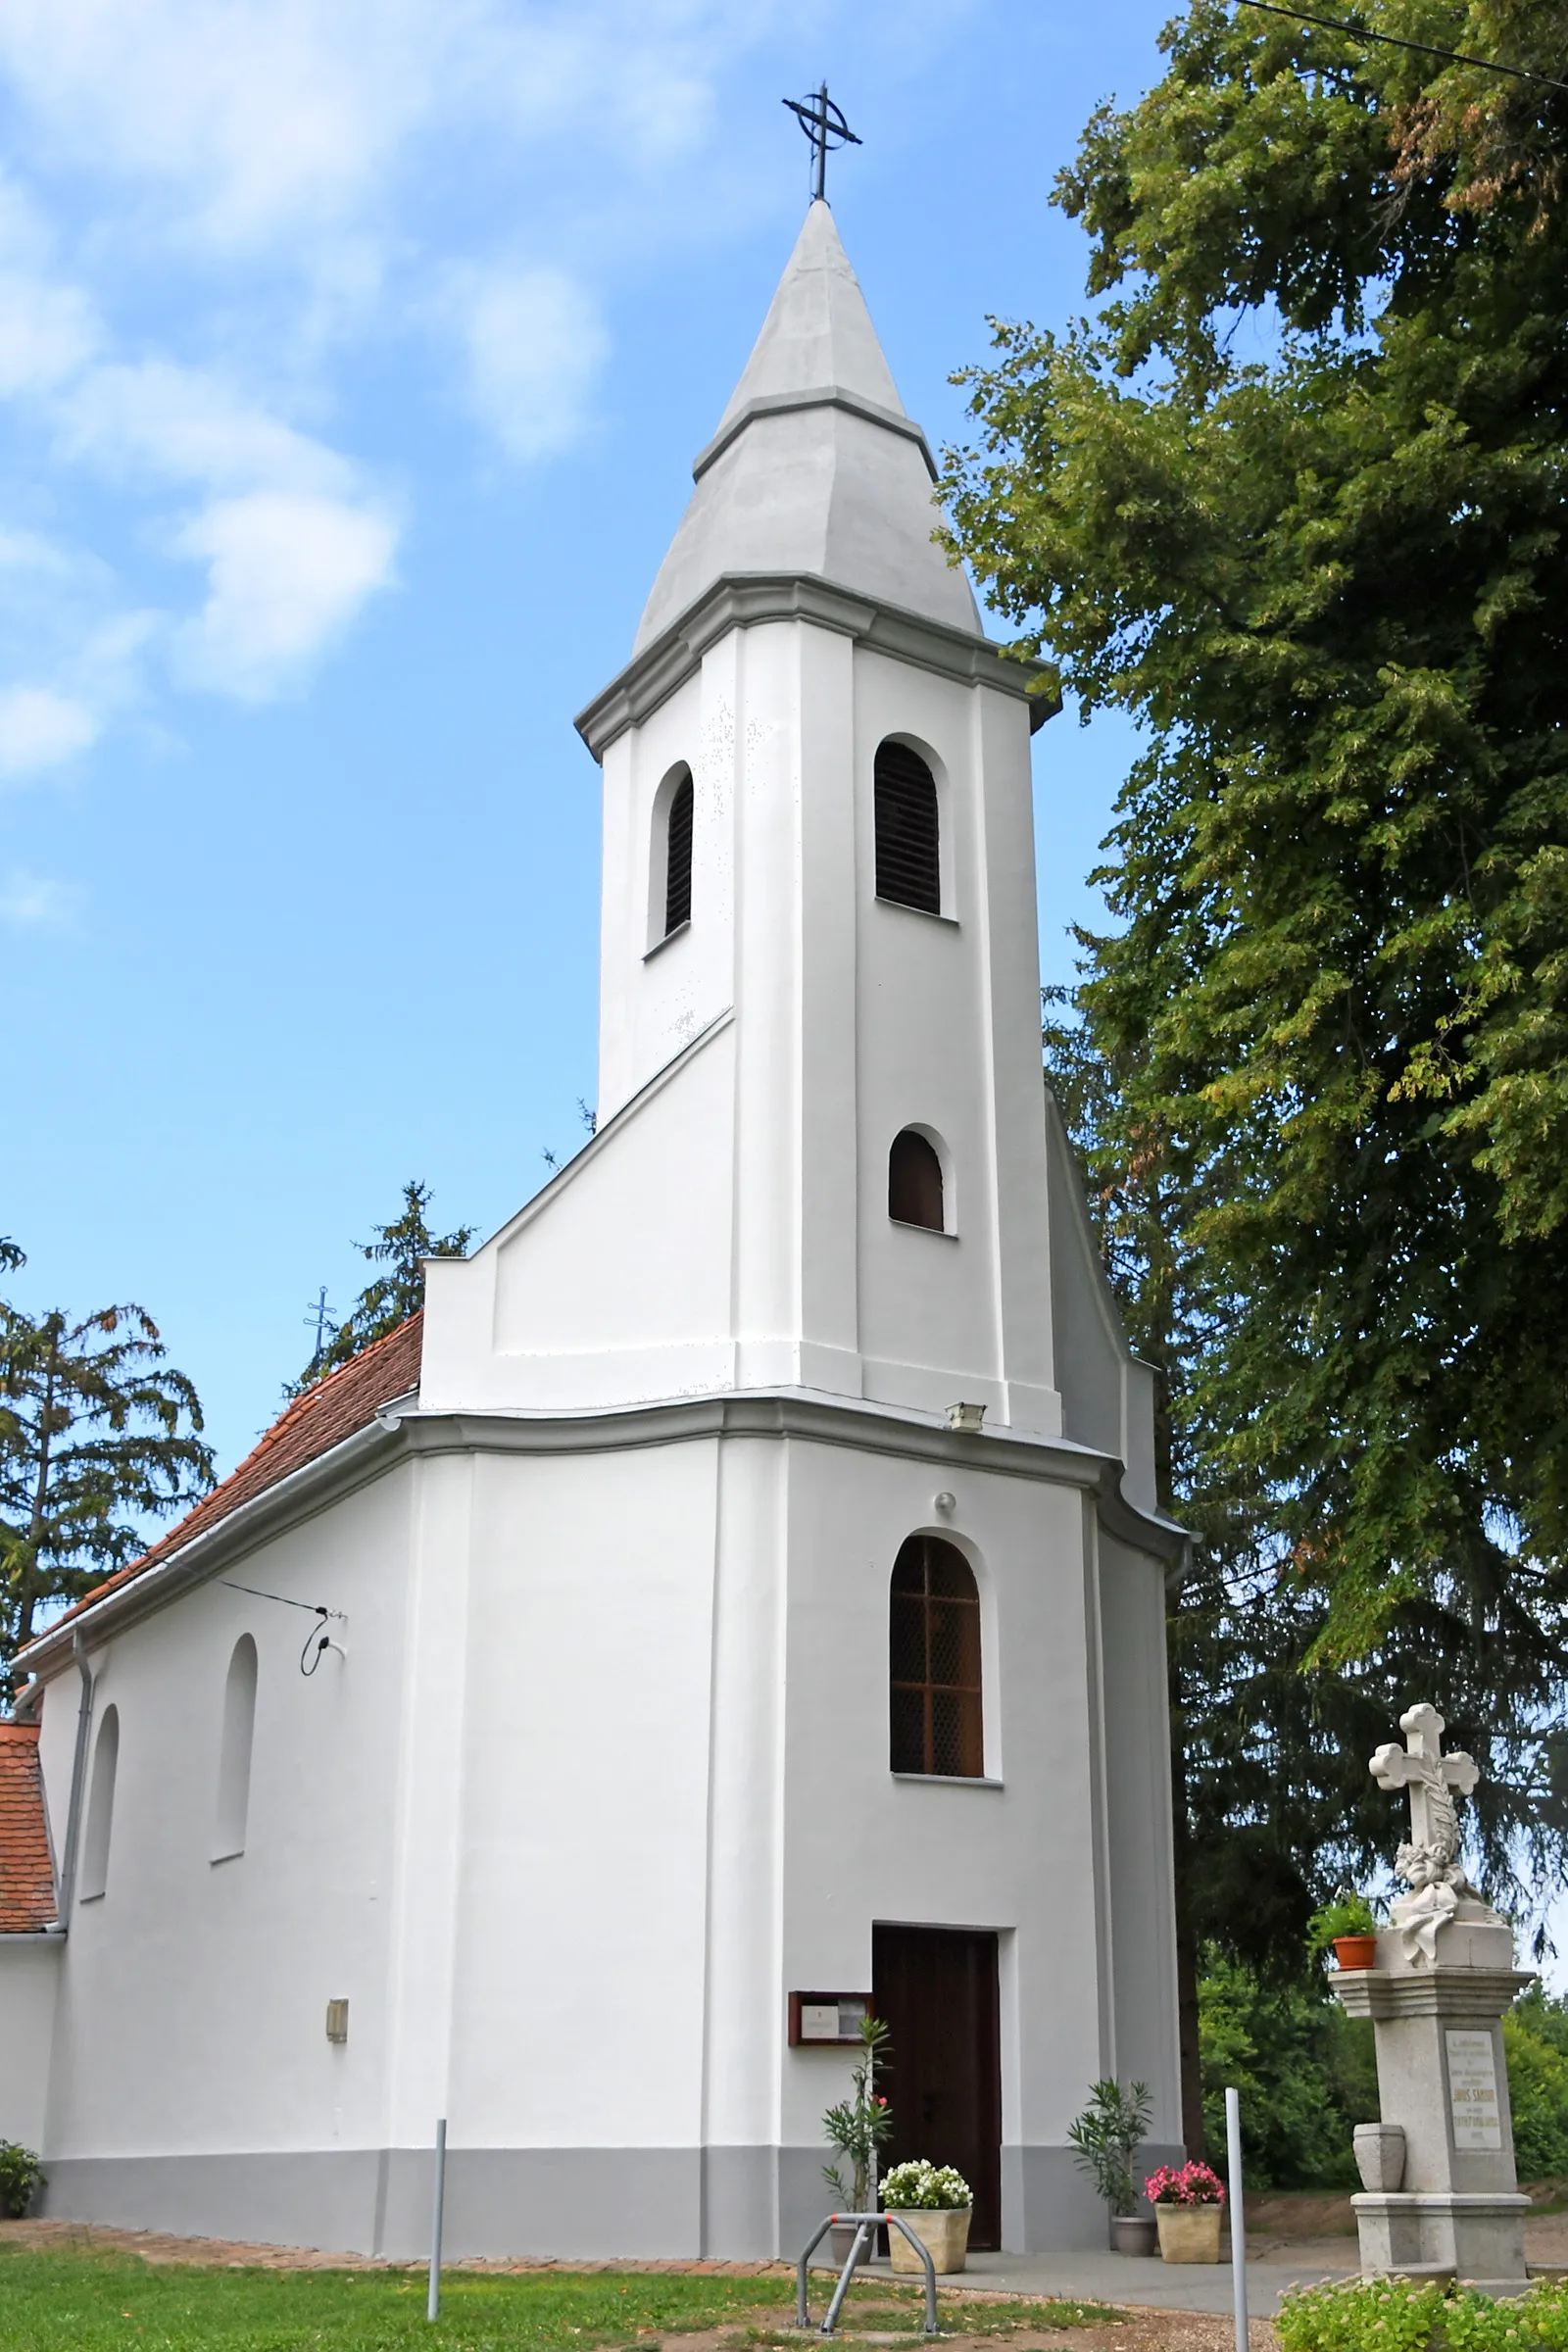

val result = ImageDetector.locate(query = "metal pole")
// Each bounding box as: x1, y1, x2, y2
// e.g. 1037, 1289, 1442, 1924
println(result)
426, 2116, 447, 2324
1226, 2086, 1248, 2352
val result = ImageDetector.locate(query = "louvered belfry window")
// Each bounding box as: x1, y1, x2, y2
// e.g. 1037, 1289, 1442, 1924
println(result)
889, 1536, 983, 1778
664, 770, 693, 934
874, 740, 940, 914
888, 1129, 945, 1231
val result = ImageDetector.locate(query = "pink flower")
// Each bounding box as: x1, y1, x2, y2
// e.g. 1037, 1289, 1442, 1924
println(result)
1145, 2162, 1225, 2207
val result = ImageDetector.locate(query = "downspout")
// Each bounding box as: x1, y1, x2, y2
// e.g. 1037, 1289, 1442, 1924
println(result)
54, 1631, 95, 1926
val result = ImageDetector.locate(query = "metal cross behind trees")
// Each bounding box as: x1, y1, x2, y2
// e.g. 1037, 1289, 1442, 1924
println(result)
303, 1285, 337, 1366
783, 83, 861, 204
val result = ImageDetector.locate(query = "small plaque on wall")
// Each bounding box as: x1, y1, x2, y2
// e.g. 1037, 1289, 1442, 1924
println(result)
789, 1992, 872, 2046
1446, 2029, 1503, 2150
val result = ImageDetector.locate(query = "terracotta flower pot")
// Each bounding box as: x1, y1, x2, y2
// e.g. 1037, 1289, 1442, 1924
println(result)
1333, 1934, 1379, 1970
1155, 2203, 1223, 2263
887, 2207, 971, 2274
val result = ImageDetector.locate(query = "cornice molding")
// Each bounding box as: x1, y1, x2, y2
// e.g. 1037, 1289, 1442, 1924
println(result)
575, 573, 1058, 762
18, 1389, 1181, 1673
691, 386, 937, 484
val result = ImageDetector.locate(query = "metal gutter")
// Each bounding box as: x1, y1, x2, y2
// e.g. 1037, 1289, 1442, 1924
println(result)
53, 1632, 95, 1925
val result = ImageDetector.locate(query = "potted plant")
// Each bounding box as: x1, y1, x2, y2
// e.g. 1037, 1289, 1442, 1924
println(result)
1308, 1892, 1382, 1972
822, 2016, 894, 2268
1067, 2079, 1155, 2254
1146, 2162, 1225, 2261
882, 2161, 973, 2275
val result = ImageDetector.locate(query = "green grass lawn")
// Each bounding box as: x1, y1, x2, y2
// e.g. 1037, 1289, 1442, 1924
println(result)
0, 2249, 1118, 2352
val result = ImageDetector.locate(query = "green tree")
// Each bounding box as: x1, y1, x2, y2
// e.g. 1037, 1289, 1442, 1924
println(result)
1198, 1945, 1377, 2188
945, 0, 1568, 1664
1043, 1003, 1568, 2151
297, 1181, 473, 1389
0, 1261, 214, 1664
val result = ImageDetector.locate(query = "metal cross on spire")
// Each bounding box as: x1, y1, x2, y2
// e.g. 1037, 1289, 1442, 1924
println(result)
782, 83, 861, 206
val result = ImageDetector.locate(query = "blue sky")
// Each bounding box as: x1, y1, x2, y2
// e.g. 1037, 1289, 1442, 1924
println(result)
1, 0, 1161, 1475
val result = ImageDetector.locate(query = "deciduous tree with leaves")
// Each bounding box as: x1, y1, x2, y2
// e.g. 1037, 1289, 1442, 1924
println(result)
0, 1247, 214, 1667
944, 0, 1568, 1664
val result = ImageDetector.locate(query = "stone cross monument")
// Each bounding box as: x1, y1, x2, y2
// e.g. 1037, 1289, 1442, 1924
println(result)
1333, 1702, 1534, 2288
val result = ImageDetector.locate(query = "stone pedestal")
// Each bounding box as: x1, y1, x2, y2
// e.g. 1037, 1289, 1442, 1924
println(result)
1334, 1920, 1534, 2289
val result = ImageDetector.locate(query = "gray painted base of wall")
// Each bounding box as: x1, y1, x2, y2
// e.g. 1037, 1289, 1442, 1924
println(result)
41, 2143, 1185, 2261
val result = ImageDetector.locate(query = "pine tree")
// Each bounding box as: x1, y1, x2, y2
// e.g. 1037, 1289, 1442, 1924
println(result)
296, 1182, 473, 1390
0, 1255, 215, 1664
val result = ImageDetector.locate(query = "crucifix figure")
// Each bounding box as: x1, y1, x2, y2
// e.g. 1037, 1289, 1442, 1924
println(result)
1371, 1703, 1486, 1961
782, 83, 861, 206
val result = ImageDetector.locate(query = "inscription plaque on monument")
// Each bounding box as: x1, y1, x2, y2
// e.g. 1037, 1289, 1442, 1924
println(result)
1446, 2029, 1503, 2150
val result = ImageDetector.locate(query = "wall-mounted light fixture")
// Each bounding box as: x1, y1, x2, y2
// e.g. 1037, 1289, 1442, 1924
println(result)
946, 1401, 985, 1434
933, 1491, 956, 1515
325, 1998, 349, 2043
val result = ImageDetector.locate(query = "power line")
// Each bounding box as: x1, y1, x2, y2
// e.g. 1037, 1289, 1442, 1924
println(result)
1235, 0, 1568, 94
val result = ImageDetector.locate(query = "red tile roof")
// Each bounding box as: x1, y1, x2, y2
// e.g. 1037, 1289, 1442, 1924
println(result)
40, 1314, 423, 1640
0, 1722, 55, 1934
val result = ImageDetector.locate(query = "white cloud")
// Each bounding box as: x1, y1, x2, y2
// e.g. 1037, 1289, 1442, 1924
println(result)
0, 0, 878, 757
0, 0, 447, 246
56, 360, 354, 495
0, 864, 82, 925
0, 685, 97, 776
454, 264, 609, 463
172, 490, 397, 700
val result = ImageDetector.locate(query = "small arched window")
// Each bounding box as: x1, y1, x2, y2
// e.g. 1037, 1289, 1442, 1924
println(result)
79, 1704, 120, 1901
213, 1635, 258, 1863
889, 1129, 945, 1231
664, 767, 693, 935
874, 739, 940, 915
890, 1538, 983, 1778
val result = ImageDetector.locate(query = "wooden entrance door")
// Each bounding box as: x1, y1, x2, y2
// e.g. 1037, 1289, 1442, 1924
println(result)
872, 1925, 1003, 2250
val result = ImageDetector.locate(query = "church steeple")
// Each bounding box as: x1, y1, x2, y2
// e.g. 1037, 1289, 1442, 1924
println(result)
635, 202, 980, 650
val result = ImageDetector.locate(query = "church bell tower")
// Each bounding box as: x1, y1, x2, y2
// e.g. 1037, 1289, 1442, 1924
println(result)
415, 195, 1180, 2262
423, 201, 1078, 1439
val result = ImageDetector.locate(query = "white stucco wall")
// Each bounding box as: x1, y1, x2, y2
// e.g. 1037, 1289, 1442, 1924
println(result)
0, 1939, 61, 2153
34, 1466, 416, 2193
425, 615, 1066, 1446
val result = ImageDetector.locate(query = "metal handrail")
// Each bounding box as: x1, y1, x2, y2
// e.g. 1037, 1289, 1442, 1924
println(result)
795, 2211, 941, 2337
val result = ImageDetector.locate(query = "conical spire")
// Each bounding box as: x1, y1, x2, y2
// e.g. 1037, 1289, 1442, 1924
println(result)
714, 199, 903, 428
635, 203, 980, 650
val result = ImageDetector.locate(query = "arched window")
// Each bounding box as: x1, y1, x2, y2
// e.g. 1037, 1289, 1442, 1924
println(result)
889, 1537, 983, 1778
79, 1704, 119, 1902
874, 739, 940, 915
213, 1635, 258, 1863
664, 767, 693, 935
889, 1129, 945, 1231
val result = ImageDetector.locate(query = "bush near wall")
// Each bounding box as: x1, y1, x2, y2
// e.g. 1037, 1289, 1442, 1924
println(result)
1279, 2277, 1568, 2352
1198, 1967, 1568, 2188
1198, 1949, 1378, 2186
1505, 1993, 1568, 2180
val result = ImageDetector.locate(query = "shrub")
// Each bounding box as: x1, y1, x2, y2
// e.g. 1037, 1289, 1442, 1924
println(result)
881, 2160, 972, 2210
1198, 1946, 1378, 2187
1278, 2276, 1568, 2352
0, 2141, 43, 2218
1505, 1995, 1568, 2180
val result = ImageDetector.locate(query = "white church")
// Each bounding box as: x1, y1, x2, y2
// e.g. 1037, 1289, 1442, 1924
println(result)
0, 198, 1184, 2261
